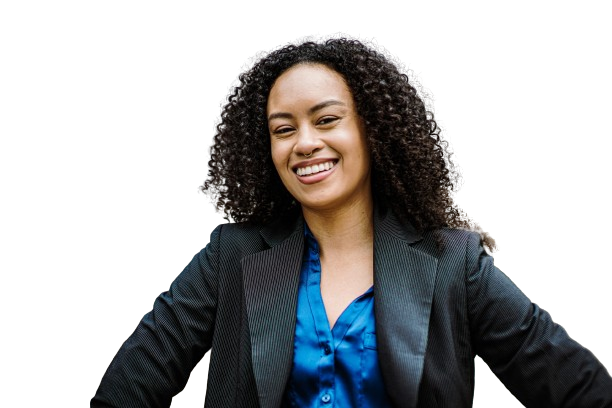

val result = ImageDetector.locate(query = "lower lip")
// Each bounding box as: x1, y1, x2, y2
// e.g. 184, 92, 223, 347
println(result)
296, 165, 336, 185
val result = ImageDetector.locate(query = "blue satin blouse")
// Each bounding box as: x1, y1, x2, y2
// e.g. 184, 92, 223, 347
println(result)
283, 226, 392, 407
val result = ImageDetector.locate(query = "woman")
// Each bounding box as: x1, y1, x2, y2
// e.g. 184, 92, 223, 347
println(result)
92, 38, 612, 407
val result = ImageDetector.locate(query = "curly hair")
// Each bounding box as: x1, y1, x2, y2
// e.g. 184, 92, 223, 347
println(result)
202, 37, 494, 250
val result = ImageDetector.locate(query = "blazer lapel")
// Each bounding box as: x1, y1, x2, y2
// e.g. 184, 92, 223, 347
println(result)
241, 209, 437, 408
374, 209, 438, 407
242, 216, 304, 408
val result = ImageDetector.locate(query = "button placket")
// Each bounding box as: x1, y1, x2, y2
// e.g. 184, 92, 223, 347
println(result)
323, 342, 331, 355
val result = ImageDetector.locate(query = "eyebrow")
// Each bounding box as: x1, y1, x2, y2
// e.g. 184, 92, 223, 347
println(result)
267, 100, 347, 121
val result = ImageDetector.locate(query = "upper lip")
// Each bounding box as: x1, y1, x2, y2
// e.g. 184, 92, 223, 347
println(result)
291, 158, 338, 171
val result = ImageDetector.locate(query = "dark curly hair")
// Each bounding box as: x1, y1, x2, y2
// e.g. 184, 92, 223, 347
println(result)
202, 37, 494, 250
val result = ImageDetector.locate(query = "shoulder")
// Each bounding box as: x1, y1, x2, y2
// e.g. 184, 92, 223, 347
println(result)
417, 228, 485, 259
429, 228, 481, 245
212, 221, 264, 240
406, 228, 493, 286
375, 205, 484, 258
210, 223, 262, 245
206, 221, 268, 254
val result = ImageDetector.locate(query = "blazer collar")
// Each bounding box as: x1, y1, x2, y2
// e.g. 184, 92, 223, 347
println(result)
258, 203, 423, 246
243, 207, 436, 408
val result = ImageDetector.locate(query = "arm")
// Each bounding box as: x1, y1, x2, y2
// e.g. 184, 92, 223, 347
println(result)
466, 233, 612, 407
91, 226, 221, 408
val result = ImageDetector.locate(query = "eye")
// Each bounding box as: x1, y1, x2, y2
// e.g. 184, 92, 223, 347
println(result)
272, 126, 295, 136
317, 116, 339, 126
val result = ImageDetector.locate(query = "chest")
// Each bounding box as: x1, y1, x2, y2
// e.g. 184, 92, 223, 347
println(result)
319, 247, 374, 328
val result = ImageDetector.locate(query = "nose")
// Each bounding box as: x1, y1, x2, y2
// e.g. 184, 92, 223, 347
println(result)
293, 125, 324, 157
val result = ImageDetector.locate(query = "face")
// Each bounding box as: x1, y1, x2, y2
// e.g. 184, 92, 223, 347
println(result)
267, 63, 371, 213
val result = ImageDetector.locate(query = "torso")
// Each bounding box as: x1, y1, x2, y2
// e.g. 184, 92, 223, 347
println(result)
319, 245, 374, 328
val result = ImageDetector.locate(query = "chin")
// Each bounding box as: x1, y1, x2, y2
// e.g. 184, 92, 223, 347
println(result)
298, 196, 357, 213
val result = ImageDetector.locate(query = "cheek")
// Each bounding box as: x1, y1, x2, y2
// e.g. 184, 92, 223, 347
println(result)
270, 142, 287, 174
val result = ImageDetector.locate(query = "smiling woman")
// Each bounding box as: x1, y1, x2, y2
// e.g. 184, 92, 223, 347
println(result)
91, 38, 612, 407
201, 40, 481, 246
267, 64, 375, 331
268, 64, 371, 217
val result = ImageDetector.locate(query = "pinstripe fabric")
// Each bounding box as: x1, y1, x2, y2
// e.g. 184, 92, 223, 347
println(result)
242, 228, 303, 408
92, 208, 612, 408
92, 227, 222, 408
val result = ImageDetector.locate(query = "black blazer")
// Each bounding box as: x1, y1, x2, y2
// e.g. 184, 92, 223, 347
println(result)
92, 208, 612, 407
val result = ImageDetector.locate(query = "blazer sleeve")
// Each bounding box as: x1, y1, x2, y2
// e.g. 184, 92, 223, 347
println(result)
465, 232, 612, 407
91, 225, 222, 408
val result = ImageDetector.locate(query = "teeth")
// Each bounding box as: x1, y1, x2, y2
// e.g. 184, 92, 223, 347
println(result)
296, 161, 335, 176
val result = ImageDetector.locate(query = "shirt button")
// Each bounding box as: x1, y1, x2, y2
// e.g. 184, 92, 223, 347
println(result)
321, 393, 332, 403
323, 344, 331, 355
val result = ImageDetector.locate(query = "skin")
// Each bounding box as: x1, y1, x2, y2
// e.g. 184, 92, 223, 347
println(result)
267, 63, 375, 328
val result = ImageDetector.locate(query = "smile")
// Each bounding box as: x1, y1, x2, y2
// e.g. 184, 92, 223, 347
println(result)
295, 161, 336, 177
294, 160, 338, 184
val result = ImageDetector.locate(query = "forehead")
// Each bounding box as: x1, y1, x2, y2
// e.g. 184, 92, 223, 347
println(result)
267, 64, 353, 112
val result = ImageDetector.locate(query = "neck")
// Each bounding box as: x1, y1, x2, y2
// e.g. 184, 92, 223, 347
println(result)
301, 195, 374, 252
